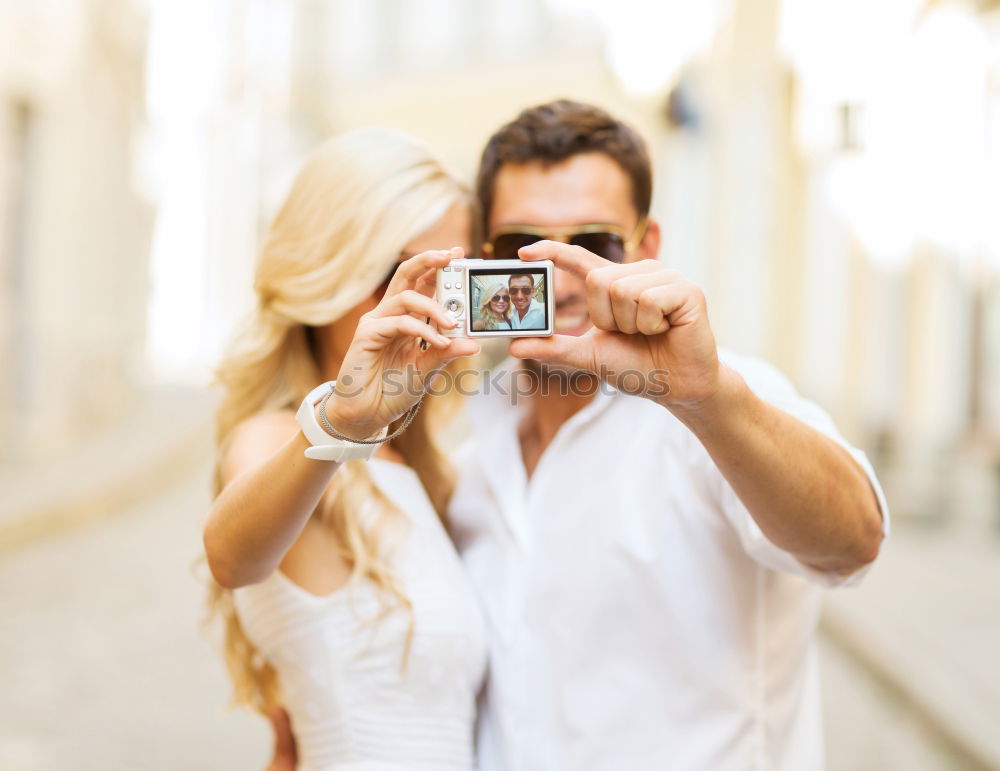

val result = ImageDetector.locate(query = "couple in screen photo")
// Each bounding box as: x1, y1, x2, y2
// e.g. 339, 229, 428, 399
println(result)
470, 272, 546, 332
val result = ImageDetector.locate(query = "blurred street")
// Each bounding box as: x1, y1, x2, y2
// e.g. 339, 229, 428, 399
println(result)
1, 393, 996, 770
0, 396, 266, 770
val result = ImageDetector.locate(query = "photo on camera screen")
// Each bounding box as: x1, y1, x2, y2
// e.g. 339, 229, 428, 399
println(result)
468, 267, 548, 334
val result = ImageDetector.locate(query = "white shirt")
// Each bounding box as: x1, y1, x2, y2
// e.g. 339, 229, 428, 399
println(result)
509, 298, 545, 331
448, 352, 889, 771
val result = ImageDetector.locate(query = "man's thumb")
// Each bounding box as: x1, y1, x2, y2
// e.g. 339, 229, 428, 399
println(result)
508, 334, 594, 372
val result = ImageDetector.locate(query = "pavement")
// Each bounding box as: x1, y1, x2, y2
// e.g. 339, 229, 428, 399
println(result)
822, 525, 1000, 771
0, 389, 267, 770
1, 388, 997, 770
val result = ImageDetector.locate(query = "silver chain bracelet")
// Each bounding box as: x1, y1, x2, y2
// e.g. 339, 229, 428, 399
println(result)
317, 387, 423, 445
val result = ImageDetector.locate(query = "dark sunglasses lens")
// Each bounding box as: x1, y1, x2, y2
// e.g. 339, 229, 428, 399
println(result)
491, 233, 542, 260
570, 232, 626, 263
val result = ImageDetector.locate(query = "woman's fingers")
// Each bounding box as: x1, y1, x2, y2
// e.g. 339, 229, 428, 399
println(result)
369, 289, 457, 330
360, 314, 453, 349
413, 268, 439, 298
352, 315, 479, 392
385, 246, 464, 297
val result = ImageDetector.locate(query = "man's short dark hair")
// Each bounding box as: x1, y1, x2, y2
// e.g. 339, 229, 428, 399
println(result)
476, 99, 652, 234
507, 273, 534, 287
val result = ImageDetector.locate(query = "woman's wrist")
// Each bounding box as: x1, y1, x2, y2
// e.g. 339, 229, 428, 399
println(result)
316, 395, 385, 443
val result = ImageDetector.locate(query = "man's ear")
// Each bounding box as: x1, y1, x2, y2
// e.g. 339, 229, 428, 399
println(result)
636, 217, 661, 262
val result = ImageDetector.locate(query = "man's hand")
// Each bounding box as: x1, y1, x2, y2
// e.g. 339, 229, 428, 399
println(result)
509, 241, 722, 408
511, 243, 883, 574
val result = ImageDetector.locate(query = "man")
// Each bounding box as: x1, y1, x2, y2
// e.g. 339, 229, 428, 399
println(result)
445, 100, 887, 770
268, 100, 886, 770
507, 273, 545, 330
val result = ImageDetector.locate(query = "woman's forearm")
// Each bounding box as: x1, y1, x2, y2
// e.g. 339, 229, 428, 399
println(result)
204, 430, 340, 589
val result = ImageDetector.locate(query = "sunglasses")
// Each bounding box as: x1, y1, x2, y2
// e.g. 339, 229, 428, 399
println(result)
508, 286, 533, 296
482, 220, 648, 263
491, 293, 510, 302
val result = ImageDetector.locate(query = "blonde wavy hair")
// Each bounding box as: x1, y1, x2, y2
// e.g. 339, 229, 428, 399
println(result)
207, 128, 474, 714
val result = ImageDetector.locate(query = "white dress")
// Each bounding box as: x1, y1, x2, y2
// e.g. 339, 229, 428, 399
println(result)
234, 459, 488, 771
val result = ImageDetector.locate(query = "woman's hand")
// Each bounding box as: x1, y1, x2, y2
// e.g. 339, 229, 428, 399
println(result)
324, 247, 480, 439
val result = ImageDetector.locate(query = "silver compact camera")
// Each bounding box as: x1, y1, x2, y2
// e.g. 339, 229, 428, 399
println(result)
436, 258, 554, 338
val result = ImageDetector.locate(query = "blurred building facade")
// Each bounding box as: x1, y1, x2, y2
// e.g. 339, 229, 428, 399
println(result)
0, 0, 150, 464
656, 0, 1000, 527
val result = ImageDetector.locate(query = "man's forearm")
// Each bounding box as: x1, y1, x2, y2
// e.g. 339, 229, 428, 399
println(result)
668, 366, 884, 574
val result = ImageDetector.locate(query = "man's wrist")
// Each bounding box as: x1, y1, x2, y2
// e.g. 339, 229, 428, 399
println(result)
661, 365, 750, 435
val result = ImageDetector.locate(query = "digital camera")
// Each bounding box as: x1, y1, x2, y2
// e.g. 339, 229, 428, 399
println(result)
436, 258, 554, 338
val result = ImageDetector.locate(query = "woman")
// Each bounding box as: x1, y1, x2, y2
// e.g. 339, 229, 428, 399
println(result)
470, 276, 512, 331
203, 128, 487, 770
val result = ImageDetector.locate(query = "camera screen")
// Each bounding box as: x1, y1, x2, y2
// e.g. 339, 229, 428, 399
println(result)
468, 267, 548, 334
